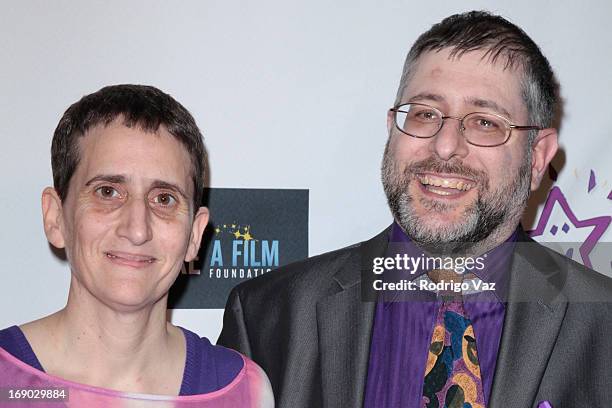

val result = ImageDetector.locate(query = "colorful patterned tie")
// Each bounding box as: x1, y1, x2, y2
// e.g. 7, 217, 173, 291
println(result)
421, 269, 486, 408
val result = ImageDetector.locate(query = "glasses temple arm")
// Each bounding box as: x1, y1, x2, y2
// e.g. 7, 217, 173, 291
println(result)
510, 125, 542, 131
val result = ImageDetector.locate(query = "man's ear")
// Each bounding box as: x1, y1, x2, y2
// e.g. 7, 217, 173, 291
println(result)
185, 206, 209, 262
42, 187, 66, 248
530, 128, 558, 191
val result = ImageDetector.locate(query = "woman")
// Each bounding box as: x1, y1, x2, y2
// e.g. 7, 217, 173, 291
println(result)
0, 85, 273, 407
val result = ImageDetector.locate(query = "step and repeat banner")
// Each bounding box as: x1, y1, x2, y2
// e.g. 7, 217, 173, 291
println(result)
1, 1, 610, 341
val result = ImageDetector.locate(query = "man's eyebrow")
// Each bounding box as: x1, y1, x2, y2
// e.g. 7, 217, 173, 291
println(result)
406, 94, 513, 120
466, 97, 512, 119
85, 174, 127, 186
407, 93, 444, 103
150, 180, 189, 199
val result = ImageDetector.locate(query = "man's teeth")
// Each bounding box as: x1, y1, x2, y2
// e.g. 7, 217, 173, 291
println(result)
418, 175, 473, 191
427, 188, 452, 196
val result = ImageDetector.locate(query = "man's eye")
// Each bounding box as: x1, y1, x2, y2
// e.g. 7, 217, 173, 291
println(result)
153, 193, 177, 206
475, 118, 500, 129
413, 110, 439, 121
95, 186, 120, 199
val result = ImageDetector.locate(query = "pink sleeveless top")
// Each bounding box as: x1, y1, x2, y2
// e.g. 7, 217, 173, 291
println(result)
0, 347, 271, 407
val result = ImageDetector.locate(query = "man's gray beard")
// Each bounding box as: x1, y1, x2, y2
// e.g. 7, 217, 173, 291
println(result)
381, 141, 531, 255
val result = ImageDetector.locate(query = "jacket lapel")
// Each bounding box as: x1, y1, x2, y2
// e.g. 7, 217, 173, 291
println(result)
316, 228, 389, 408
489, 235, 568, 407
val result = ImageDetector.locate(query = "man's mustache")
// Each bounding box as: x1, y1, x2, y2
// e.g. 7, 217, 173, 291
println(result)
404, 156, 487, 187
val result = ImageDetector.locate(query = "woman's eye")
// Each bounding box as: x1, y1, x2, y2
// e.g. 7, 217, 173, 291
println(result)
95, 186, 120, 199
153, 193, 177, 206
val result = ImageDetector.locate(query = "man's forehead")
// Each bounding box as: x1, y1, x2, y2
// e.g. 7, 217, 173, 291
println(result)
402, 48, 526, 119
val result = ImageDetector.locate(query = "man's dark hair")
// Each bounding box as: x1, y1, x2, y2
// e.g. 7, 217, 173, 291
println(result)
51, 84, 206, 210
395, 10, 557, 137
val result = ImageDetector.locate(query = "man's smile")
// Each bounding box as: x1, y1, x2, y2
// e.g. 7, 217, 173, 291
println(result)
416, 173, 476, 197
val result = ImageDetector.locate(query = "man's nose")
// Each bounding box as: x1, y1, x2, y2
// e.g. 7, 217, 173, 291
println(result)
116, 197, 153, 245
429, 117, 470, 160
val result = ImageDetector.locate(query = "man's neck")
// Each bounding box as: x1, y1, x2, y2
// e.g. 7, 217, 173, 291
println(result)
404, 221, 519, 258
463, 221, 519, 257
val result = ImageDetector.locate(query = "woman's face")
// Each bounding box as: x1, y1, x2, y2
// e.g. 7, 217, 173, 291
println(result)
49, 120, 208, 311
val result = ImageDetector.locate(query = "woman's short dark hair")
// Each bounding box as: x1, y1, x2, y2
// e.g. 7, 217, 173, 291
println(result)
51, 84, 207, 210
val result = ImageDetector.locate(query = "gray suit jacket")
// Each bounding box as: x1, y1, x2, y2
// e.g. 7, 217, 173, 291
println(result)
217, 227, 612, 407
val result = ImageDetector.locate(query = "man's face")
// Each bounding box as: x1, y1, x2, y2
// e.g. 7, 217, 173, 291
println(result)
48, 120, 207, 310
382, 49, 534, 251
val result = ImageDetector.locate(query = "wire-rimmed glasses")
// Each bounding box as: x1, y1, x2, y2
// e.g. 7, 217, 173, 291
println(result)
389, 103, 541, 147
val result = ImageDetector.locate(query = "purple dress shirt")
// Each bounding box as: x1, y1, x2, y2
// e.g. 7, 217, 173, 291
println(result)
363, 223, 516, 407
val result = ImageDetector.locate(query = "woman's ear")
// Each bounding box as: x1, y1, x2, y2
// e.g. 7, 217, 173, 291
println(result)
185, 206, 209, 262
42, 187, 66, 248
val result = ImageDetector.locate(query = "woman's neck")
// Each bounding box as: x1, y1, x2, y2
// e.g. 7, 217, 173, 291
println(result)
20, 282, 185, 395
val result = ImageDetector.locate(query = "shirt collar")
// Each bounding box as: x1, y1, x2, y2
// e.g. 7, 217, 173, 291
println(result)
387, 221, 517, 302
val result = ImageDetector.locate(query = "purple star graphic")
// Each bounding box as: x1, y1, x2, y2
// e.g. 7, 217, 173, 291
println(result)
528, 186, 611, 268
588, 170, 596, 192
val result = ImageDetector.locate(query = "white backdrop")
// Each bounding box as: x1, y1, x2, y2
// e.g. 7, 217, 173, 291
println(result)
1, 0, 610, 341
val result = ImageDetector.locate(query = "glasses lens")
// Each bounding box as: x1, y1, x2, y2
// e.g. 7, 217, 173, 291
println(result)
463, 113, 509, 146
394, 104, 441, 138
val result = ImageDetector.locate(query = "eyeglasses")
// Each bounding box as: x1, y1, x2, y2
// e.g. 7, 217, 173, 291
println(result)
389, 103, 541, 147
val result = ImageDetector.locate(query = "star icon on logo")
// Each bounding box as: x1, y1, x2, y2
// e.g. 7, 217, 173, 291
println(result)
528, 186, 610, 269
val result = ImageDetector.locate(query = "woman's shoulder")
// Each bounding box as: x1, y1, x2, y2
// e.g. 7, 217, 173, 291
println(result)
0, 325, 45, 371
0, 326, 22, 357
179, 329, 274, 406
178, 327, 245, 395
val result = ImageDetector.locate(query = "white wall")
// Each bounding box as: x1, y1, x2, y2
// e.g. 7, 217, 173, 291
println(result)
1, 0, 610, 341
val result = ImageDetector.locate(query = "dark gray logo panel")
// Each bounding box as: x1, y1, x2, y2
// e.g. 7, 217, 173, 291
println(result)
168, 188, 309, 309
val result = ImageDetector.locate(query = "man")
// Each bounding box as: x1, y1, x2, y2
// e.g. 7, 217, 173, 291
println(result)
218, 11, 612, 408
